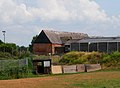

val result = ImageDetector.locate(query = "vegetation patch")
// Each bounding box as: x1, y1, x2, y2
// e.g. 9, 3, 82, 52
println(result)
0, 71, 120, 88
72, 79, 120, 88
59, 51, 102, 64
59, 51, 120, 69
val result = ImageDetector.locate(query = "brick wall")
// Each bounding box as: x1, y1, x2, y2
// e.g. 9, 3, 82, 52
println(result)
33, 43, 63, 55
52, 44, 63, 54
33, 43, 52, 55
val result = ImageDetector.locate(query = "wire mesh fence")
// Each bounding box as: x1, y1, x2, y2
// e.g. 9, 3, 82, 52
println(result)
0, 58, 28, 71
0, 58, 30, 79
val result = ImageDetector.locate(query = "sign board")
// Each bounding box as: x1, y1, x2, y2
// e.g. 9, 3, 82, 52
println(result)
44, 61, 50, 67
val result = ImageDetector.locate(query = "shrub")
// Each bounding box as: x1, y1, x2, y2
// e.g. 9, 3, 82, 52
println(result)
0, 66, 28, 79
102, 51, 120, 68
0, 52, 13, 59
18, 51, 31, 59
59, 51, 102, 65
86, 52, 102, 64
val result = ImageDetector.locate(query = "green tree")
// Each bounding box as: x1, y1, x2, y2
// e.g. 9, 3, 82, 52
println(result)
0, 40, 3, 44
0, 43, 17, 55
29, 35, 38, 53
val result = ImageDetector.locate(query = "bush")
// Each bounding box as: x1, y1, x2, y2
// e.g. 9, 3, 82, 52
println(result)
59, 51, 85, 64
18, 51, 31, 59
0, 52, 13, 60
0, 58, 34, 80
85, 52, 102, 64
102, 51, 120, 68
59, 51, 102, 65
0, 66, 28, 79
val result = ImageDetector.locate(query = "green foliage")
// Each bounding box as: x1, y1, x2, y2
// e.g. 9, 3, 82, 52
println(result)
0, 43, 17, 54
0, 52, 16, 60
0, 40, 3, 44
0, 66, 28, 80
59, 51, 102, 65
50, 55, 60, 65
0, 58, 34, 80
60, 51, 120, 69
0, 43, 19, 59
29, 35, 38, 53
72, 78, 120, 88
102, 51, 120, 68
0, 42, 31, 60
18, 51, 31, 59
0, 41, 34, 80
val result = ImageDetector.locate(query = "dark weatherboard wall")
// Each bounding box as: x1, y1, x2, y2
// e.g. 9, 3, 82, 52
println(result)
70, 37, 120, 53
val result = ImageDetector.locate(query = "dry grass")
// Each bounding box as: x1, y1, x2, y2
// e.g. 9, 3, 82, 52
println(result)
0, 71, 120, 88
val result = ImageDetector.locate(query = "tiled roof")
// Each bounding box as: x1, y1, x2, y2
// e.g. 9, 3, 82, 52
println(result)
43, 30, 88, 44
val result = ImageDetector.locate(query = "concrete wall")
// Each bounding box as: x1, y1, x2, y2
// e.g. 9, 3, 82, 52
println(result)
51, 65, 62, 74
51, 64, 101, 74
76, 64, 85, 72
85, 64, 101, 72
62, 65, 77, 73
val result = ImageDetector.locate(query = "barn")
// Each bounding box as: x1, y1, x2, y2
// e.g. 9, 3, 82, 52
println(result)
33, 30, 88, 55
69, 37, 120, 53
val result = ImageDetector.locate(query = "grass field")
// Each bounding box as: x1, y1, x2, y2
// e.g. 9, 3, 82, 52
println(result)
0, 71, 120, 88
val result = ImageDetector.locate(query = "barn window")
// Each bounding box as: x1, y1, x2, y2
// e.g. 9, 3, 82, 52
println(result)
71, 43, 79, 51
89, 43, 97, 52
98, 42, 107, 52
80, 43, 88, 52
108, 42, 117, 53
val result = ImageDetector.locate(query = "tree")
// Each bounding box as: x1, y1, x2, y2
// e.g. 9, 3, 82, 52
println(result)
29, 35, 38, 53
0, 40, 3, 44
0, 43, 17, 54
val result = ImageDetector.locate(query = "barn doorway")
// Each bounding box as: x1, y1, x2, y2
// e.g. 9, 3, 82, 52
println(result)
55, 47, 65, 55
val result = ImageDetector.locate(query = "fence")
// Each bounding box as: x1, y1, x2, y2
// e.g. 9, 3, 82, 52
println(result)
0, 58, 29, 79
0, 58, 28, 71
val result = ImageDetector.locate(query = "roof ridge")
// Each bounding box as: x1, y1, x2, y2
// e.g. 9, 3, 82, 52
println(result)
43, 29, 87, 35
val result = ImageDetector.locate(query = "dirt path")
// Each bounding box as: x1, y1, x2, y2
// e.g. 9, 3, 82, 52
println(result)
0, 72, 120, 88
0, 77, 58, 88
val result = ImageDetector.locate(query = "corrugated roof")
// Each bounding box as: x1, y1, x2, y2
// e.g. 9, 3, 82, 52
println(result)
43, 30, 61, 44
77, 37, 120, 43
43, 30, 88, 44
65, 39, 80, 45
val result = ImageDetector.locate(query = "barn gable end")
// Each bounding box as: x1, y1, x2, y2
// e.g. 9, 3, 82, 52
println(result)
34, 30, 51, 44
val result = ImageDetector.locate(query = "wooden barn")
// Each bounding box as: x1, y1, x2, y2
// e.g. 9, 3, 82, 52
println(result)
33, 30, 88, 55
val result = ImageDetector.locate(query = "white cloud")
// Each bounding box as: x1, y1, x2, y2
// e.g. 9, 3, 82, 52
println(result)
28, 0, 109, 22
0, 0, 120, 46
0, 0, 112, 23
0, 0, 32, 24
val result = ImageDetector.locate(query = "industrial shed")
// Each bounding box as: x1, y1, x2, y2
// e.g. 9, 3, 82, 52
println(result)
33, 30, 88, 55
69, 37, 120, 53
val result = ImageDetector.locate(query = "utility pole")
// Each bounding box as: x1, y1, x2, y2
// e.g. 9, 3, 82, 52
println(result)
2, 31, 6, 53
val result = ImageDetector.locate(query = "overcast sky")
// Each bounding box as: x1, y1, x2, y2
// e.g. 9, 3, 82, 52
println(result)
0, 0, 120, 46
